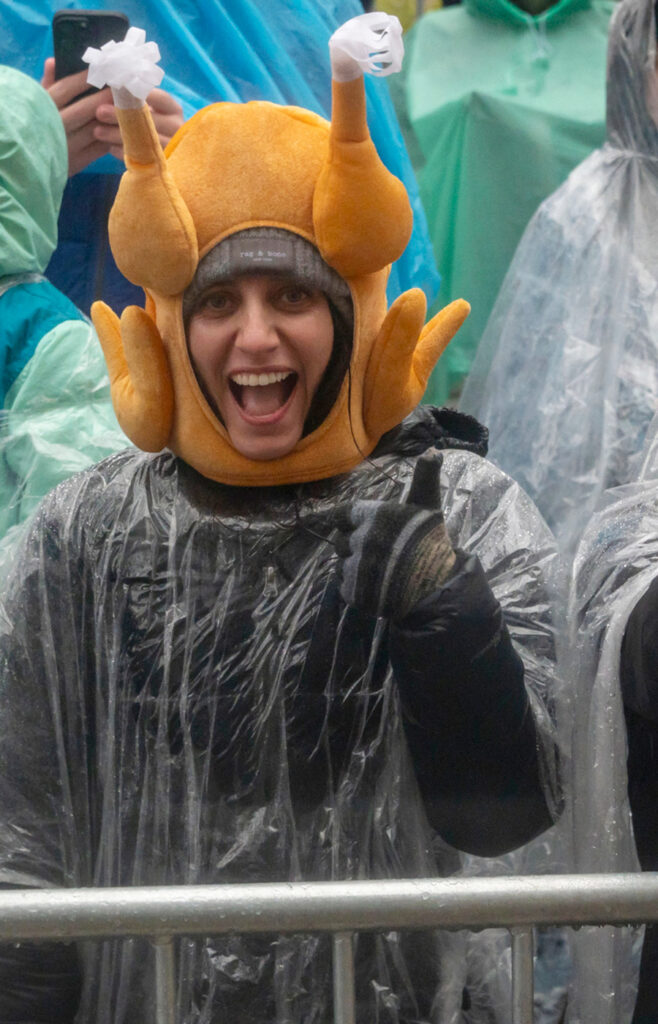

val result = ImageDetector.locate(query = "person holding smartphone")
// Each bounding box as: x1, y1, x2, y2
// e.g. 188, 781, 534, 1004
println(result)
39, 10, 184, 314
42, 61, 184, 178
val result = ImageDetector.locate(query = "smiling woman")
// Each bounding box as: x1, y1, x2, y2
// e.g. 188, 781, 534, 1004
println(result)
187, 274, 334, 460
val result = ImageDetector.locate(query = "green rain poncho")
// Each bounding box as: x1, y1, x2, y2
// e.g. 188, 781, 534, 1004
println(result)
0, 66, 126, 562
392, 0, 614, 403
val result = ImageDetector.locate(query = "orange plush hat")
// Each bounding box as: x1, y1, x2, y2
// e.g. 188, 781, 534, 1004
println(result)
87, 19, 469, 486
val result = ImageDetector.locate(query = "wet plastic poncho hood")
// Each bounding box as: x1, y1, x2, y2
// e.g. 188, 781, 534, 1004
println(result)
460, 0, 658, 553
606, 0, 658, 152
0, 65, 67, 277
466, 0, 589, 26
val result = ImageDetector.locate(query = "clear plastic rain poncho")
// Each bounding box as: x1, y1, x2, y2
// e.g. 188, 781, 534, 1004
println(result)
460, 0, 658, 556
561, 420, 658, 1022
0, 410, 565, 1024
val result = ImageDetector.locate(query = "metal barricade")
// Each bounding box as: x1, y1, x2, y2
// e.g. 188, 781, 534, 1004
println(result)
1, 873, 657, 1024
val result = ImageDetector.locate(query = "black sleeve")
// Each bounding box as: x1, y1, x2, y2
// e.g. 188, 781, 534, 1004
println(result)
620, 575, 658, 723
620, 576, 658, 872
0, 885, 81, 1024
388, 552, 554, 858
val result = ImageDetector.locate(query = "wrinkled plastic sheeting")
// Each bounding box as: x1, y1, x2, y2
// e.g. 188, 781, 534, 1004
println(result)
460, 0, 658, 555
0, 441, 564, 1023
0, 0, 439, 306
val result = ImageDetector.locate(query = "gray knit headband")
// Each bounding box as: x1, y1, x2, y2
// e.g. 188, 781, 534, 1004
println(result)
183, 227, 353, 326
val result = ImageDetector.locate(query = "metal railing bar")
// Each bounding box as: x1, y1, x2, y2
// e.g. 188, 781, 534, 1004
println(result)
511, 928, 534, 1024
332, 931, 356, 1024
153, 936, 177, 1024
0, 874, 656, 942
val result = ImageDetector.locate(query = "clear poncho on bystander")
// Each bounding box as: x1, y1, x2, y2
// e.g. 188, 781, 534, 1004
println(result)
461, 0, 658, 555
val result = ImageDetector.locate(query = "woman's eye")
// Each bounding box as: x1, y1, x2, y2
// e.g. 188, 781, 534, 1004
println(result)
203, 291, 232, 313
280, 287, 312, 306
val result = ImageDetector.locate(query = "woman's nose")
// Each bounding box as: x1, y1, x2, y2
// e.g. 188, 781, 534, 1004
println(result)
235, 303, 279, 353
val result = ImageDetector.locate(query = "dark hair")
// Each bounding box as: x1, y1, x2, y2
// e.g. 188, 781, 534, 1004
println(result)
302, 299, 353, 435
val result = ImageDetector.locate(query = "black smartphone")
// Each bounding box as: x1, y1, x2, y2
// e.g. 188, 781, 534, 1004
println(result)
52, 9, 129, 86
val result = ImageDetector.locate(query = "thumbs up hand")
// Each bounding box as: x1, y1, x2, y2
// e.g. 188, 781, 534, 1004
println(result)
332, 451, 456, 621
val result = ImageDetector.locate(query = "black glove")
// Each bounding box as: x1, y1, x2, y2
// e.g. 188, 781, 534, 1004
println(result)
621, 575, 658, 722
333, 451, 456, 620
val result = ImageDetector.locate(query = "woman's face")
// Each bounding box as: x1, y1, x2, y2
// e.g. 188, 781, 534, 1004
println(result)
187, 273, 335, 461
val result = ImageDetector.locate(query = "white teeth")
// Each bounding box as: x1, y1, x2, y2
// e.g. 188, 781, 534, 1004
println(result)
230, 371, 293, 386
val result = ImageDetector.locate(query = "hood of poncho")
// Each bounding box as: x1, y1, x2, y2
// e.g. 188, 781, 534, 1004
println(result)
465, 0, 590, 27
606, 0, 658, 153
0, 66, 67, 278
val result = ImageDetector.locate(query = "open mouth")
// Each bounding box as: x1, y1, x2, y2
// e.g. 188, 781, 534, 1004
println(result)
228, 371, 297, 418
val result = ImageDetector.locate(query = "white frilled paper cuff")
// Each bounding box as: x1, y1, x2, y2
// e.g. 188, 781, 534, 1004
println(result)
83, 26, 164, 106
329, 12, 404, 82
